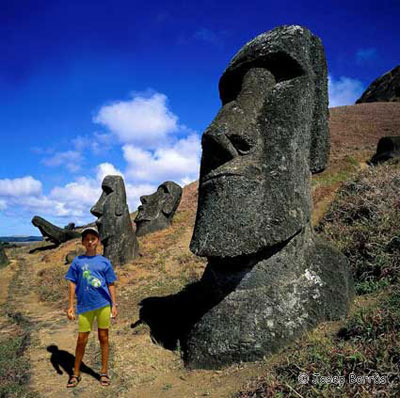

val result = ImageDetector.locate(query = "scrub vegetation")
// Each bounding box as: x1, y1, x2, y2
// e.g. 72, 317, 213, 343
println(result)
1, 102, 400, 397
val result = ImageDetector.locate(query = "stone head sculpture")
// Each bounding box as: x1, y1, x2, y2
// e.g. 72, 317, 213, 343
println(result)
91, 175, 138, 266
135, 181, 182, 236
190, 25, 329, 258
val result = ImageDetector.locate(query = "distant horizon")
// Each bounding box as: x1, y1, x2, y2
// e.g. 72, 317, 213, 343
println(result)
1, 0, 399, 235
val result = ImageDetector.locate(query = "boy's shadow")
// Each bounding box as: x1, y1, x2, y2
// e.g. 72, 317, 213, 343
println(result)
47, 345, 100, 380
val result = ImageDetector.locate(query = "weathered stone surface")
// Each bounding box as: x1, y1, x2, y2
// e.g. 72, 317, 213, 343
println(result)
369, 136, 400, 164
191, 25, 329, 259
91, 175, 139, 266
356, 65, 400, 104
184, 25, 353, 369
135, 181, 182, 237
64, 223, 76, 230
0, 245, 9, 267
31, 216, 80, 245
186, 227, 353, 368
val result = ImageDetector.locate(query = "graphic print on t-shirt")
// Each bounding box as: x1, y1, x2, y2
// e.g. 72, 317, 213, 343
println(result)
82, 264, 102, 288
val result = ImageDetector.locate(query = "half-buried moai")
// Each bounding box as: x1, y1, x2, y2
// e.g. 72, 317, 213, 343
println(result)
187, 25, 354, 369
91, 175, 139, 266
134, 181, 182, 237
369, 136, 400, 164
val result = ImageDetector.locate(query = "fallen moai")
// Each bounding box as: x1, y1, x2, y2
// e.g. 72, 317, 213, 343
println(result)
31, 216, 80, 245
91, 175, 139, 266
135, 181, 182, 236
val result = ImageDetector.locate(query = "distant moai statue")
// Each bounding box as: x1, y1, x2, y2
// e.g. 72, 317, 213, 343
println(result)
186, 25, 354, 368
91, 175, 139, 266
134, 181, 182, 236
369, 136, 400, 164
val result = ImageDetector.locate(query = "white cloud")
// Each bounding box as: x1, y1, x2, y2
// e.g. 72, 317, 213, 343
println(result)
42, 150, 83, 173
93, 92, 180, 148
96, 162, 123, 183
123, 134, 201, 185
328, 75, 365, 107
0, 176, 42, 197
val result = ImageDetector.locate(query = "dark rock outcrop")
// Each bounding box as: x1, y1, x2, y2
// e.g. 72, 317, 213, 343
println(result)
184, 25, 353, 369
369, 136, 400, 164
135, 181, 182, 237
0, 245, 9, 267
356, 65, 400, 104
91, 175, 139, 266
31, 216, 80, 245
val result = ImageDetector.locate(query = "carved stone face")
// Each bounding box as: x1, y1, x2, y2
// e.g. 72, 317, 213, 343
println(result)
135, 181, 182, 236
91, 175, 128, 242
190, 25, 329, 258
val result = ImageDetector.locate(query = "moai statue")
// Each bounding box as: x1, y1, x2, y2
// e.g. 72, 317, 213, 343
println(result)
134, 181, 182, 237
186, 25, 354, 369
91, 175, 139, 266
369, 136, 400, 164
31, 216, 80, 245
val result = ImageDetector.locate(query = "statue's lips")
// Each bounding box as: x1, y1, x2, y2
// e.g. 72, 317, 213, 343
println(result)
201, 172, 244, 184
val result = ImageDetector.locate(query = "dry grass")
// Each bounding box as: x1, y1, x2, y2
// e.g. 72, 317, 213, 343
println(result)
7, 102, 400, 397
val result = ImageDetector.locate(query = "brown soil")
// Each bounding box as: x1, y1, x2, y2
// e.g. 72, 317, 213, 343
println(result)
2, 102, 400, 397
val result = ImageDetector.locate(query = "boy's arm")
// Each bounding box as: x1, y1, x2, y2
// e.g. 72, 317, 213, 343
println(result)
67, 281, 76, 320
108, 282, 118, 318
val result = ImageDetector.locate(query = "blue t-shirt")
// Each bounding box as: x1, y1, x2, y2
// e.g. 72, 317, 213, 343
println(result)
65, 255, 117, 314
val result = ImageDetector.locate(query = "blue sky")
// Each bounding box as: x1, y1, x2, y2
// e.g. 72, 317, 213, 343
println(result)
1, 0, 399, 235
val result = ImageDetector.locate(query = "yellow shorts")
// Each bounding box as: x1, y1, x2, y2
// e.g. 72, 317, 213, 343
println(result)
78, 305, 111, 332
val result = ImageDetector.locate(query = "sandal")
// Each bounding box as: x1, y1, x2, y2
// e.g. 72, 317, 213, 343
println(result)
100, 373, 111, 386
67, 374, 81, 388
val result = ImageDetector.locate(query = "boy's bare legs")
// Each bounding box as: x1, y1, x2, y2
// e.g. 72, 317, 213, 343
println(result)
98, 328, 109, 375
73, 332, 90, 376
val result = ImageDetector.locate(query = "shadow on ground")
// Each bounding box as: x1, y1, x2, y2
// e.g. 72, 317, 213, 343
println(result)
47, 345, 100, 380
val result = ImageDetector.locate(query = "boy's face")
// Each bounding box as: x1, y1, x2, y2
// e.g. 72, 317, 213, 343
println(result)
82, 233, 99, 252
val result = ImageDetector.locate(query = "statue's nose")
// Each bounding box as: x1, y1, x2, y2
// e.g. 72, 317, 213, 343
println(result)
201, 126, 239, 175
90, 201, 103, 217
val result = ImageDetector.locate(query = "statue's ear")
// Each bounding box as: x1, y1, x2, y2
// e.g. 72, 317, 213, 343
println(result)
115, 203, 124, 217
162, 195, 176, 216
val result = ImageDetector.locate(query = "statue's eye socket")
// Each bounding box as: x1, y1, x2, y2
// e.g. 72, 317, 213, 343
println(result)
219, 52, 305, 105
103, 186, 113, 194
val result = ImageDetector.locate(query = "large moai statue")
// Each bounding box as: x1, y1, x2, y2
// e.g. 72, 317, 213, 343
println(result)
187, 25, 354, 369
91, 175, 139, 266
134, 181, 182, 237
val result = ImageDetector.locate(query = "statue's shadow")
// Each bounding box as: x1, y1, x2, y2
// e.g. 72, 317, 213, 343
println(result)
133, 265, 249, 355
47, 345, 100, 380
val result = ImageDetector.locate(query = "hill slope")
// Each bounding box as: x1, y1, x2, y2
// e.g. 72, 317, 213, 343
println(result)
1, 102, 400, 398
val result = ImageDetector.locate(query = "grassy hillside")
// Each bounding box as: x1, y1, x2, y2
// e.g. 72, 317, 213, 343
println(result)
1, 102, 400, 397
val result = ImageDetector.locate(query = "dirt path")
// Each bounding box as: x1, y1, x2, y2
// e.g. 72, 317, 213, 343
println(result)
2, 251, 272, 398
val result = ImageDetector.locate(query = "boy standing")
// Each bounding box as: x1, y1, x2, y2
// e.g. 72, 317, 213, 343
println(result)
65, 227, 117, 388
